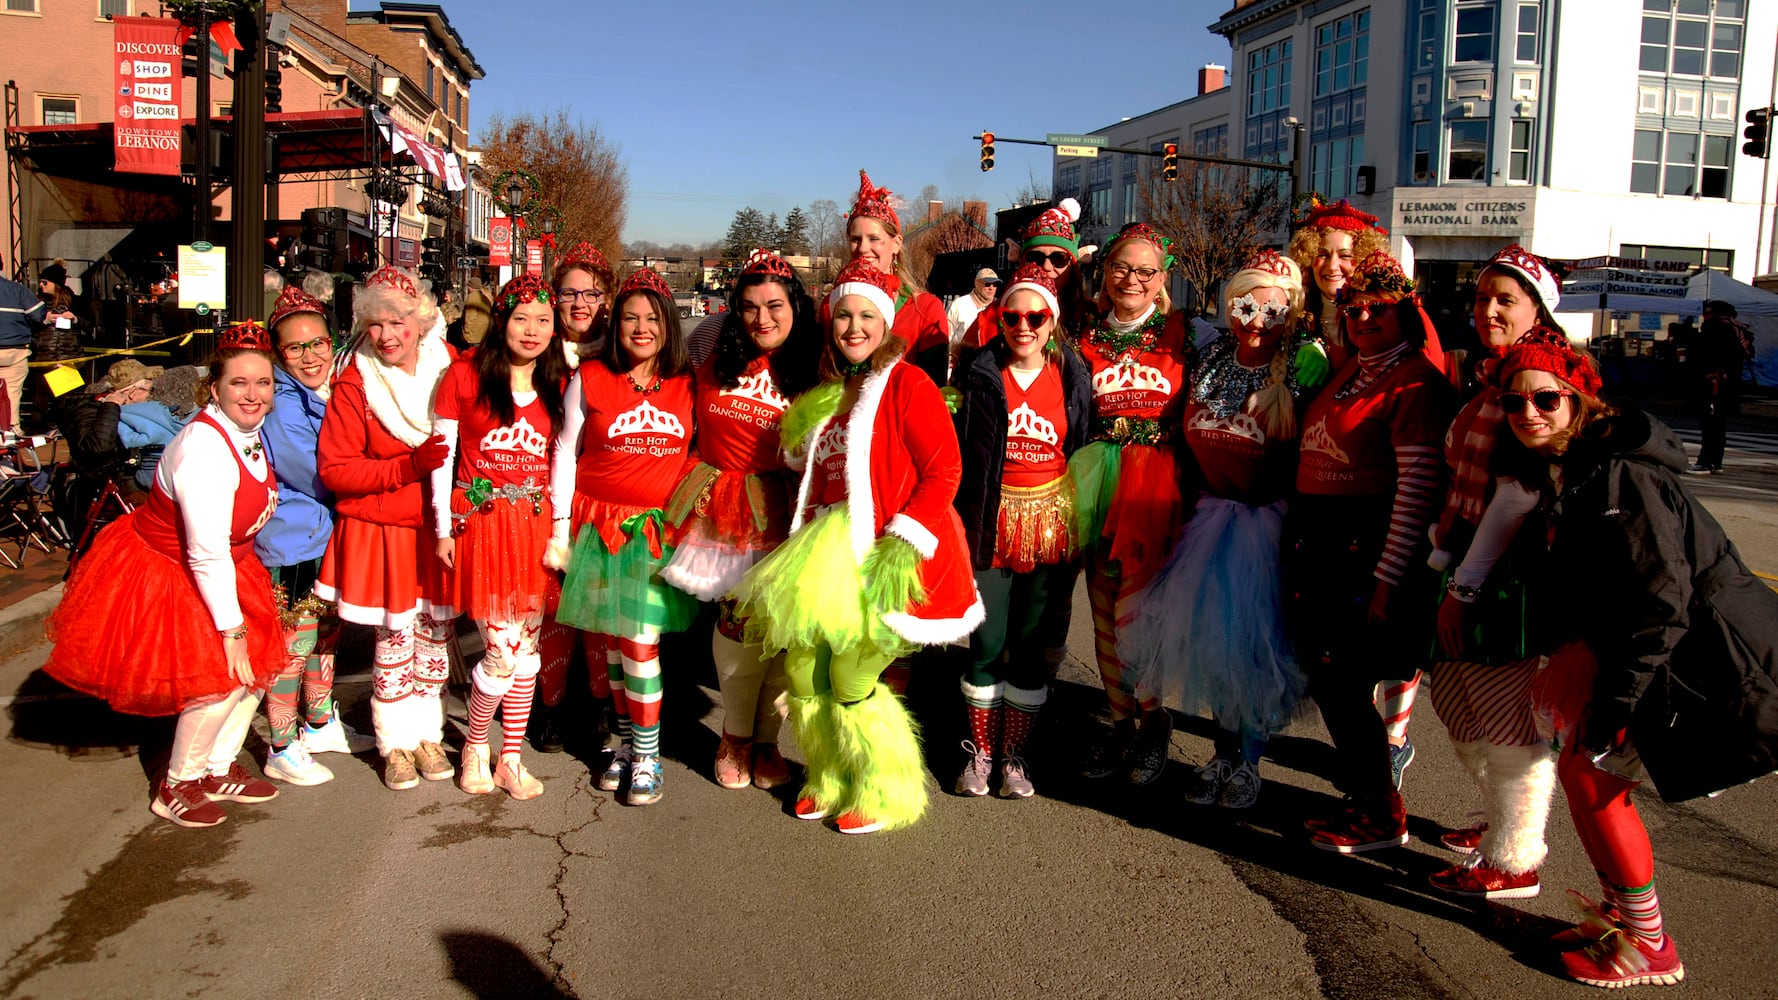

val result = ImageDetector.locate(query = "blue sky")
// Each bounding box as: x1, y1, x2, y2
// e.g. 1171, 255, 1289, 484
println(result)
435, 0, 1232, 245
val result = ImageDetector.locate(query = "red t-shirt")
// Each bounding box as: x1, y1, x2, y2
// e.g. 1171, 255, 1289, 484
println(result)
435, 361, 552, 488
572, 363, 696, 508
1182, 399, 1298, 506
1002, 364, 1068, 488
694, 355, 789, 474
1296, 353, 1450, 497
1079, 311, 1188, 422
811, 410, 851, 508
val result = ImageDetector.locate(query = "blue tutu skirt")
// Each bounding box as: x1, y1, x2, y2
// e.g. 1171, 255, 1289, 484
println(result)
1120, 495, 1307, 736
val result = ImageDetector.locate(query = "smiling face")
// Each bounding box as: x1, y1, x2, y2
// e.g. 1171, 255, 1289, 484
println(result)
617, 291, 663, 368
847, 216, 903, 274
1342, 294, 1407, 356
504, 299, 555, 365
832, 294, 888, 365
1312, 230, 1358, 302
1228, 284, 1293, 350
1102, 240, 1165, 319
1474, 267, 1542, 350
1504, 368, 1578, 454
740, 279, 793, 354
555, 266, 606, 342
212, 352, 275, 430
999, 289, 1053, 369
275, 313, 334, 391
364, 308, 420, 372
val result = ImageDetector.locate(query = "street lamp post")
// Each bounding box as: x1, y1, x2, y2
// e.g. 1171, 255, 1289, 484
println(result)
507, 179, 527, 278
542, 214, 555, 278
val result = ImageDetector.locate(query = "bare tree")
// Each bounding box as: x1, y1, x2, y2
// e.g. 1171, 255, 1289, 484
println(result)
1139, 160, 1289, 316
480, 108, 629, 261
1006, 166, 1052, 207
804, 198, 846, 282
904, 212, 993, 291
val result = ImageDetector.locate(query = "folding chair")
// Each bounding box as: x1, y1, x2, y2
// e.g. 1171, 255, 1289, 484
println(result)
0, 431, 63, 568
65, 477, 135, 577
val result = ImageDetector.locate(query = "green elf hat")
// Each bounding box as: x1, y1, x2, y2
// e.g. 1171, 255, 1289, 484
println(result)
1021, 197, 1082, 254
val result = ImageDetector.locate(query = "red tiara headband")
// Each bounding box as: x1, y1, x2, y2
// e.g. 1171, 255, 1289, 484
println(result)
364, 266, 419, 299
848, 169, 900, 232
497, 273, 552, 311
617, 266, 673, 301
1297, 195, 1386, 234
1495, 326, 1602, 398
1240, 248, 1296, 279
743, 248, 798, 280
557, 241, 610, 276
267, 284, 328, 331
1337, 249, 1416, 303
220, 320, 275, 353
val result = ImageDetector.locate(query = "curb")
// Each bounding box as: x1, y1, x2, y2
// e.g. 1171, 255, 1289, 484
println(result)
0, 583, 61, 662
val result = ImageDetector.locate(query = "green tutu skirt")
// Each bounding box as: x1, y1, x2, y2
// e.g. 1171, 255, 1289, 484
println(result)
556, 513, 697, 637
730, 506, 906, 659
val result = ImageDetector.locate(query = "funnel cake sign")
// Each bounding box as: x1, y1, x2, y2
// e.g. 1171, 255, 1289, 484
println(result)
113, 17, 184, 177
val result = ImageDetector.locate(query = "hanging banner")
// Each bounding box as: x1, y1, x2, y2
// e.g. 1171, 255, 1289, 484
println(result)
113, 16, 184, 177
489, 216, 512, 267
525, 240, 543, 276
372, 108, 468, 191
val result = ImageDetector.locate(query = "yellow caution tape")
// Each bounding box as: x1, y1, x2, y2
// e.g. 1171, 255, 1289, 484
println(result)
27, 329, 214, 368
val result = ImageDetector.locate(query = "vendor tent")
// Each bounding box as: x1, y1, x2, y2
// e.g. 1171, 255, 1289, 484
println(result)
1687, 270, 1778, 386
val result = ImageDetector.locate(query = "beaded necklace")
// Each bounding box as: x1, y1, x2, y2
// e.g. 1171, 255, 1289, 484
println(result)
626, 371, 663, 395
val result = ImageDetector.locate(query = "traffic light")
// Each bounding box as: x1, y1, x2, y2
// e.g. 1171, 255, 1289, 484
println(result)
1163, 143, 1179, 182
980, 132, 995, 172
263, 57, 283, 114
1744, 107, 1772, 159
420, 235, 448, 282
180, 33, 202, 77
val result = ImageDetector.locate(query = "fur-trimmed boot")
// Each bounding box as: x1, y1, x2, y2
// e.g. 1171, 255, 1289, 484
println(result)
787, 693, 845, 820
830, 684, 928, 834
1480, 741, 1556, 876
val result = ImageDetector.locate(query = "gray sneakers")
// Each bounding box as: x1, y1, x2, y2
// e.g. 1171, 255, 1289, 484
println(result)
954, 741, 993, 797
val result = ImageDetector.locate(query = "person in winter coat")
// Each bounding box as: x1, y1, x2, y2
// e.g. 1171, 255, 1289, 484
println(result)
1491, 334, 1778, 989
950, 262, 1091, 799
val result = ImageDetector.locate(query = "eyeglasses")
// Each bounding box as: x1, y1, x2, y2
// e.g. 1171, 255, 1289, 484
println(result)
1108, 263, 1161, 282
557, 288, 606, 304
1023, 250, 1073, 269
1498, 389, 1574, 414
279, 336, 333, 360
999, 308, 1053, 331
1341, 304, 1372, 321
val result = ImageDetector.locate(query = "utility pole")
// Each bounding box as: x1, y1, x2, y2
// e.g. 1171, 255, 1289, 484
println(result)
192, 1, 212, 243
228, 1, 267, 319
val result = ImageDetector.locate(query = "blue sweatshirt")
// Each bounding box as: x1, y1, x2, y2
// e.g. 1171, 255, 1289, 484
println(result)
254, 365, 335, 567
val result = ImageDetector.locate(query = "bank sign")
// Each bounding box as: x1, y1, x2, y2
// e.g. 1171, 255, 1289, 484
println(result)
112, 16, 183, 177
1391, 188, 1535, 238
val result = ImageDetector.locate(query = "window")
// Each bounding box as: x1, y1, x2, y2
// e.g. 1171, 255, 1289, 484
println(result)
1315, 10, 1369, 97
1509, 120, 1534, 181
1122, 182, 1139, 225
1447, 119, 1489, 181
39, 97, 76, 126
1453, 4, 1494, 63
1246, 39, 1292, 115
1641, 0, 1743, 78
1089, 156, 1113, 185
426, 63, 435, 102
1515, 4, 1538, 61
99, 0, 128, 14
1631, 128, 1731, 197
4, 0, 38, 11
1417, 3, 1438, 69
1090, 187, 1112, 226
1192, 124, 1227, 157
1412, 121, 1434, 183
1311, 136, 1365, 199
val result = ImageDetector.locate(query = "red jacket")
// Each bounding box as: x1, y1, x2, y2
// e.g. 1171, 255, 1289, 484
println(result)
788, 359, 983, 644
317, 364, 430, 527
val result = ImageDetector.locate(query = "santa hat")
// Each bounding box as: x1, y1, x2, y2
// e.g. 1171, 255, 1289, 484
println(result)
268, 284, 329, 332
743, 248, 797, 280
1000, 261, 1060, 318
1022, 198, 1081, 254
617, 266, 672, 301
1297, 195, 1386, 234
1483, 243, 1561, 316
496, 272, 552, 312
220, 320, 275, 353
1494, 326, 1601, 397
828, 258, 897, 323
1338, 249, 1416, 303
848, 169, 899, 232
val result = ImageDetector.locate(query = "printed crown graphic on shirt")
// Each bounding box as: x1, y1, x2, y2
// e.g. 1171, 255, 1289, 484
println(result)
1187, 408, 1264, 444
607, 399, 687, 439
720, 371, 789, 411
1007, 402, 1060, 446
1091, 361, 1172, 397
1298, 417, 1350, 463
480, 417, 549, 458
812, 421, 848, 468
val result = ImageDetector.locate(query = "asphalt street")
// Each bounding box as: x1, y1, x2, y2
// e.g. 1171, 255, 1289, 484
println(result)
1, 427, 1775, 1000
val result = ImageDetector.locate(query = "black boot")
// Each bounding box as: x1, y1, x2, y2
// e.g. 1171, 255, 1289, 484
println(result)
529, 697, 565, 754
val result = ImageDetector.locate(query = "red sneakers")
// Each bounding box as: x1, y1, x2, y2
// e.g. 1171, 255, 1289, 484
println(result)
1308, 793, 1409, 853
1428, 860, 1541, 899
793, 796, 828, 821
150, 777, 227, 829
1560, 930, 1685, 988
198, 763, 280, 803
1439, 823, 1488, 854
835, 811, 884, 835
1552, 890, 1624, 948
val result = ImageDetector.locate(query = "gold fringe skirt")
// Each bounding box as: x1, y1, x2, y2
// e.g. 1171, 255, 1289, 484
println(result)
992, 477, 1075, 574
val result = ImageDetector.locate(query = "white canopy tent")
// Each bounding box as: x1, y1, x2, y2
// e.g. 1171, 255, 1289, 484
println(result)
1686, 270, 1778, 386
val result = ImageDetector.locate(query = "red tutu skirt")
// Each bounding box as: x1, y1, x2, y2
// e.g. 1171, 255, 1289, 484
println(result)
315, 515, 436, 629
44, 513, 284, 716
1102, 444, 1183, 593
428, 490, 552, 622
661, 464, 790, 600
572, 493, 678, 554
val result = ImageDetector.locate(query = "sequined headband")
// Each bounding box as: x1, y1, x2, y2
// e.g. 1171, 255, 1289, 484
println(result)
1104, 223, 1176, 271
364, 266, 419, 298
498, 273, 552, 311
219, 320, 275, 353
1241, 249, 1295, 279
743, 248, 797, 280
617, 266, 673, 301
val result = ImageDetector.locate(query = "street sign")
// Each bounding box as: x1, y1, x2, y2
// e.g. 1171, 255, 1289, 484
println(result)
1045, 133, 1108, 148
177, 242, 226, 313
1055, 145, 1100, 158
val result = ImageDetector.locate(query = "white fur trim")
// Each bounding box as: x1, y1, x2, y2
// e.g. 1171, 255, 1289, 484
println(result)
844, 362, 897, 561
959, 678, 1004, 703
542, 532, 572, 572
885, 513, 938, 559
354, 333, 452, 447
787, 414, 830, 535
829, 282, 896, 325
883, 592, 986, 647
1479, 742, 1557, 875
1001, 281, 1060, 319
1003, 683, 1049, 709
659, 542, 761, 601
1058, 197, 1081, 223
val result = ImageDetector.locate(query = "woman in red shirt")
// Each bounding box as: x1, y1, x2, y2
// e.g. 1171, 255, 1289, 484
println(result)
426, 273, 568, 800
1070, 222, 1192, 786
315, 267, 457, 792
1288, 250, 1455, 852
546, 267, 698, 806
843, 170, 949, 384
731, 259, 982, 834
662, 250, 819, 791
950, 263, 1091, 799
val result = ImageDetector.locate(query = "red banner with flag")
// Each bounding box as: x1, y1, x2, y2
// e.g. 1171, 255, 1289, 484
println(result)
112, 16, 184, 177
526, 240, 544, 276
489, 216, 512, 267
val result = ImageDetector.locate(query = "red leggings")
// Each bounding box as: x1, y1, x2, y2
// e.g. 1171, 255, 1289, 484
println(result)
1557, 737, 1654, 889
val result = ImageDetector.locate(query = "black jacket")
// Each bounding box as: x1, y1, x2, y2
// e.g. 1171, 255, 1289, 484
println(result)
1549, 409, 1778, 802
951, 339, 1092, 570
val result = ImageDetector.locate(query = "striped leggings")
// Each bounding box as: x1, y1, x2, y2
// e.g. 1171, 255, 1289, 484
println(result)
602, 630, 663, 758
1087, 551, 1159, 723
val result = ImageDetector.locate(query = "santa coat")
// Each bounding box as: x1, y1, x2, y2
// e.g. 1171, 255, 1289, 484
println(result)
788, 358, 983, 645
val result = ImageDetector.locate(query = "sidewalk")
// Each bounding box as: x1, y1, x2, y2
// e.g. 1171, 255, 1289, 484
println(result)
0, 548, 62, 659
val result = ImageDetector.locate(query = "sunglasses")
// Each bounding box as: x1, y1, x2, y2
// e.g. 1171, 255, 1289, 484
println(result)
1023, 250, 1073, 269
1341, 304, 1372, 321
999, 308, 1053, 331
1498, 389, 1574, 414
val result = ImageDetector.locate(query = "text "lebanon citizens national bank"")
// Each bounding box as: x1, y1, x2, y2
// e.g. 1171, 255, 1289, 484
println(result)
1397, 200, 1528, 227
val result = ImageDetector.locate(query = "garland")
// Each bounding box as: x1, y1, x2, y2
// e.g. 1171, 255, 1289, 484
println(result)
1082, 306, 1166, 361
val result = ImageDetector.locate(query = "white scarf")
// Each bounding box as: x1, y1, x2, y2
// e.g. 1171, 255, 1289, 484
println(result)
353, 315, 452, 447
1106, 303, 1157, 334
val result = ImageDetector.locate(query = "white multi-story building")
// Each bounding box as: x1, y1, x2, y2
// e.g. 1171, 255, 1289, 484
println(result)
1059, 0, 1778, 318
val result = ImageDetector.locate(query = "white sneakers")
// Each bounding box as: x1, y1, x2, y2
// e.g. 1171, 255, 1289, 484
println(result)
300, 716, 375, 755
265, 742, 334, 786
